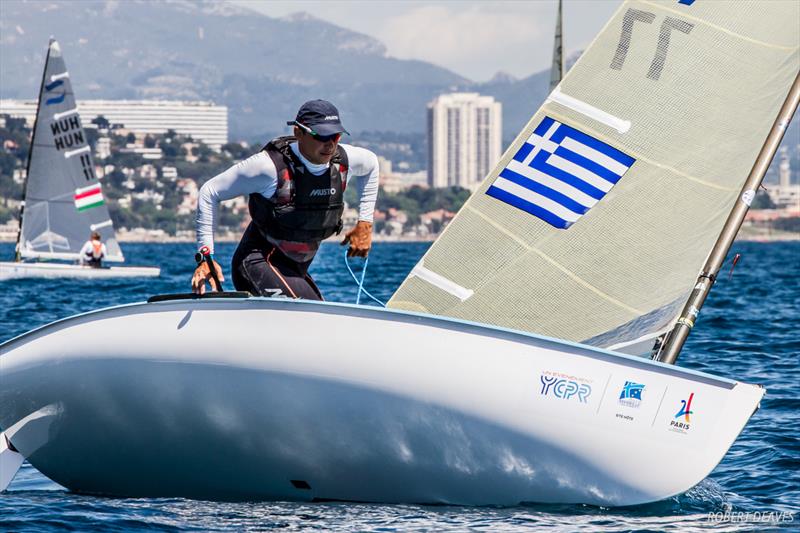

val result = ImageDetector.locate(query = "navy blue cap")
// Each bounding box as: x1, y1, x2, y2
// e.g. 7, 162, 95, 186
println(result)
287, 99, 349, 136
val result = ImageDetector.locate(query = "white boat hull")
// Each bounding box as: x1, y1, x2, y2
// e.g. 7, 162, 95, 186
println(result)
0, 297, 763, 505
0, 261, 160, 279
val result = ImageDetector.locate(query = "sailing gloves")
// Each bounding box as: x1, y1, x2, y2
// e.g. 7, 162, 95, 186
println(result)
341, 220, 373, 258
191, 258, 225, 294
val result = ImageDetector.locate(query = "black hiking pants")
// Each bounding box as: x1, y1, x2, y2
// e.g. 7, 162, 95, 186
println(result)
231, 223, 323, 300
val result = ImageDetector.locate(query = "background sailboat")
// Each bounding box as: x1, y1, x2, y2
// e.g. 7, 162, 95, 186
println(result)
0, 39, 159, 279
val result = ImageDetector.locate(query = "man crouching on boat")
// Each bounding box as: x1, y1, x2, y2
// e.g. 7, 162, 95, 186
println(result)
191, 99, 379, 299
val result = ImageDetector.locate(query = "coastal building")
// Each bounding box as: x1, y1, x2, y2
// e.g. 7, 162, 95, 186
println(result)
767, 147, 800, 209
393, 170, 428, 191
0, 99, 228, 151
94, 136, 111, 160
427, 92, 502, 189
119, 145, 164, 160
177, 179, 199, 215
12, 168, 26, 185
420, 208, 456, 235
162, 166, 178, 180
0, 218, 20, 241
378, 156, 429, 193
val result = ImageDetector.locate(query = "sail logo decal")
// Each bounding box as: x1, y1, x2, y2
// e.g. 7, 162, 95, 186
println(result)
618, 381, 645, 408
74, 184, 104, 212
486, 116, 635, 229
44, 79, 66, 105
678, 0, 695, 5
539, 371, 592, 403
669, 393, 695, 433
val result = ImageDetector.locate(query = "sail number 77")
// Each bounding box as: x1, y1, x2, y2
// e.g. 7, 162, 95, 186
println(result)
610, 8, 694, 81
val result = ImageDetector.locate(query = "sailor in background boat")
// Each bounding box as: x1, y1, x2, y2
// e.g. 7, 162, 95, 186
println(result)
78, 231, 106, 269
192, 99, 379, 298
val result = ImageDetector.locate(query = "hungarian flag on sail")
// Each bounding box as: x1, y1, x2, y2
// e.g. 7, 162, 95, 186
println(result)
74, 183, 104, 212
486, 116, 635, 229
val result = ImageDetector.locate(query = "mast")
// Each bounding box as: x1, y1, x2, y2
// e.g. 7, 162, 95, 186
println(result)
548, 0, 564, 92
14, 38, 55, 262
656, 72, 800, 365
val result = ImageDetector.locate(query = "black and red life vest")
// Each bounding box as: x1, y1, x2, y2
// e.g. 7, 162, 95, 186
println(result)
248, 136, 348, 243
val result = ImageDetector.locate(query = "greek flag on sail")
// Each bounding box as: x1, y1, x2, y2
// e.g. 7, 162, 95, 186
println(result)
486, 116, 635, 229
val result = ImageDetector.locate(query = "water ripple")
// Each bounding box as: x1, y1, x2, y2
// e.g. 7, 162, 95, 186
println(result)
1, 241, 798, 531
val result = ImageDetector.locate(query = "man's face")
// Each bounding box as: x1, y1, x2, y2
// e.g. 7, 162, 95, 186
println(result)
294, 126, 341, 165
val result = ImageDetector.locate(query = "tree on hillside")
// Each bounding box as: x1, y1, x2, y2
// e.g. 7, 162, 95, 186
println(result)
83, 127, 99, 151
110, 133, 128, 149
0, 172, 23, 202
91, 115, 110, 130
751, 190, 776, 209
0, 119, 28, 202
0, 118, 31, 158
175, 159, 231, 184
3, 116, 27, 132
0, 152, 19, 181
110, 151, 145, 169
222, 142, 251, 160
0, 204, 14, 224
375, 186, 471, 220
194, 142, 215, 163
409, 186, 470, 213
159, 138, 180, 159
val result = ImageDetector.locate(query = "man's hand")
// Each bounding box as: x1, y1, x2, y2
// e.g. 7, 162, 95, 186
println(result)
341, 220, 373, 258
191, 259, 225, 294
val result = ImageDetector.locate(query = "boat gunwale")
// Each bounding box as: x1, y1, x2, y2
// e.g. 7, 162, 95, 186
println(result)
0, 261, 159, 271
0, 296, 740, 389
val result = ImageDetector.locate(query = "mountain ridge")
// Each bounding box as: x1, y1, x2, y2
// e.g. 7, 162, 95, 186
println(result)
0, 0, 550, 140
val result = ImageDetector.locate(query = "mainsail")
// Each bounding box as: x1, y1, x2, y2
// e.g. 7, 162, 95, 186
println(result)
389, 0, 799, 354
17, 40, 123, 262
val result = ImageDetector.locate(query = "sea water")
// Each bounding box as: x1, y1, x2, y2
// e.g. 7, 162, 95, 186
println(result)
0, 241, 797, 531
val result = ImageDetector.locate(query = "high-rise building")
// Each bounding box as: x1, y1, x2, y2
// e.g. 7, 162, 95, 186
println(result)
427, 93, 502, 189
0, 99, 228, 151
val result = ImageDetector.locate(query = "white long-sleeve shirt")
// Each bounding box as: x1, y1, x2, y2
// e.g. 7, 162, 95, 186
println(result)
196, 142, 379, 261
79, 240, 106, 264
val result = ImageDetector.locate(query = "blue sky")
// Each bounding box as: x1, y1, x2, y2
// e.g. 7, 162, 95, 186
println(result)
233, 0, 622, 82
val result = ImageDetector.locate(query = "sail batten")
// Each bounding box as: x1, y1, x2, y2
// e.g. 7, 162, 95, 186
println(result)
18, 39, 123, 263
388, 0, 799, 354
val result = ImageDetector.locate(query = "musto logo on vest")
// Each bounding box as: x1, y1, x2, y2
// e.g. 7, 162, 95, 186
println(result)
539, 370, 592, 403
309, 188, 337, 197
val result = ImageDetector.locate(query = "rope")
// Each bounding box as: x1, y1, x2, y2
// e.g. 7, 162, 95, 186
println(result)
343, 249, 386, 307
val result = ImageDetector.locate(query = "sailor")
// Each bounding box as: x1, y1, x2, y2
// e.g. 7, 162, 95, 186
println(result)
79, 231, 106, 268
191, 100, 379, 299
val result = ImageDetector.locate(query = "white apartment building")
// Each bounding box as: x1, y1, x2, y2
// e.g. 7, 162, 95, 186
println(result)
0, 99, 228, 151
427, 92, 502, 189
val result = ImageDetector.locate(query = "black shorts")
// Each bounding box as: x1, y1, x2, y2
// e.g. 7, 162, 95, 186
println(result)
231, 224, 323, 300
